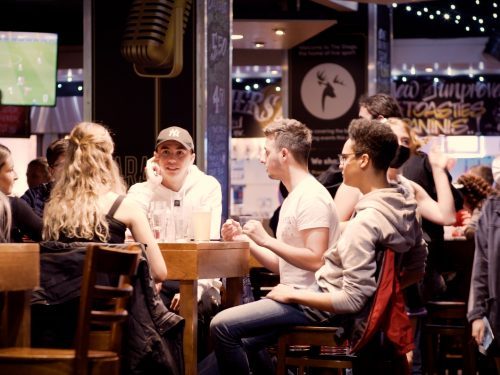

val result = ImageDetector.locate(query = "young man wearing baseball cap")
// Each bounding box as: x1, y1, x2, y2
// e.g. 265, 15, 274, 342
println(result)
128, 125, 222, 237
127, 126, 222, 323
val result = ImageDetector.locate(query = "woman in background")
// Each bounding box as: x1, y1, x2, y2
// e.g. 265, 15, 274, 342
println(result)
0, 144, 42, 242
456, 173, 493, 240
0, 191, 11, 242
43, 122, 167, 282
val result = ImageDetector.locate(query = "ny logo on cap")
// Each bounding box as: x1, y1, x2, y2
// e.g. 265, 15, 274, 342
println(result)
169, 128, 180, 137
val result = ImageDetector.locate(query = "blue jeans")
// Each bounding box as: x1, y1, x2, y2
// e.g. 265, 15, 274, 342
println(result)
210, 298, 311, 375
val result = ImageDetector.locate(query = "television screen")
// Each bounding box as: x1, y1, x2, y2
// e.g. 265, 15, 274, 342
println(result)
0, 31, 58, 107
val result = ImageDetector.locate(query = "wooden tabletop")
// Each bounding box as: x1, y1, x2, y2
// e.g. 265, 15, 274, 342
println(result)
159, 240, 249, 279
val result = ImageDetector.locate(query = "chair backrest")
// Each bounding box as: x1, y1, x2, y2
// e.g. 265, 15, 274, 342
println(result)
349, 249, 413, 355
74, 244, 140, 375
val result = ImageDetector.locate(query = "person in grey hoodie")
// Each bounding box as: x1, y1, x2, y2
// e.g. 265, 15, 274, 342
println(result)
208, 118, 427, 375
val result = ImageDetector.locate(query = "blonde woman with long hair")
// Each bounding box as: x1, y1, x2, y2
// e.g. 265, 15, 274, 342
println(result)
43, 122, 167, 282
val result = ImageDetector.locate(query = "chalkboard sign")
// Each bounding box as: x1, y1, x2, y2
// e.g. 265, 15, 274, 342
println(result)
376, 5, 391, 94
395, 75, 500, 136
206, 0, 230, 219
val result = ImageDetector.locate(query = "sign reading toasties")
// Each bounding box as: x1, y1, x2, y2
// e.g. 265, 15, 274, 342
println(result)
395, 75, 500, 136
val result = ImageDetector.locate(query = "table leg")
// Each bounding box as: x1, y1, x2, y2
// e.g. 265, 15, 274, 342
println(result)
179, 280, 198, 375
0, 291, 31, 347
225, 277, 243, 308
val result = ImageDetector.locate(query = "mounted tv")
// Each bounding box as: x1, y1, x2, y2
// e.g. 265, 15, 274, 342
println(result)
0, 31, 58, 107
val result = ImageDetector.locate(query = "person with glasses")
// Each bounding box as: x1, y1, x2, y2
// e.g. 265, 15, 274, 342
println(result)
206, 118, 426, 375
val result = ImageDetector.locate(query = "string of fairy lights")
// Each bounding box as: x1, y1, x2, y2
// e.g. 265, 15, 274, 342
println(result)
392, 1, 498, 35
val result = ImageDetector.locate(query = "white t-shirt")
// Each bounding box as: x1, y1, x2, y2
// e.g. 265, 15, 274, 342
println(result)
277, 175, 340, 288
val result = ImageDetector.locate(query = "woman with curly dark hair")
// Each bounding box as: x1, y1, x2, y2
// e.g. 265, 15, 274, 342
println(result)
456, 173, 493, 239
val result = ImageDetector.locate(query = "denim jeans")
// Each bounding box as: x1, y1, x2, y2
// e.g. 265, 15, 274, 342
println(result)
210, 298, 311, 375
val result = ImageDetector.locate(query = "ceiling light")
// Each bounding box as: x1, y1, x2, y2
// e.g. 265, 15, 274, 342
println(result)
254, 42, 265, 48
231, 34, 243, 40
271, 70, 279, 75
253, 83, 259, 89
425, 67, 433, 73
265, 78, 271, 83
275, 86, 281, 92
235, 78, 242, 83
274, 29, 285, 36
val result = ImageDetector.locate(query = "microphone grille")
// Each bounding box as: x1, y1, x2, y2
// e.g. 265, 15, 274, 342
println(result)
121, 0, 191, 67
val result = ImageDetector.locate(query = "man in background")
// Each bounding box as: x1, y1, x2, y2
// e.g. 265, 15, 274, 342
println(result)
26, 157, 50, 189
22, 138, 68, 217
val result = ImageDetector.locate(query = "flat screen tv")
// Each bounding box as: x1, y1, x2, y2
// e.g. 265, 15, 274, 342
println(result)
0, 31, 58, 106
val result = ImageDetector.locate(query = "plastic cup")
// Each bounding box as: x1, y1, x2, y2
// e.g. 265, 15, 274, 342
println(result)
192, 209, 211, 241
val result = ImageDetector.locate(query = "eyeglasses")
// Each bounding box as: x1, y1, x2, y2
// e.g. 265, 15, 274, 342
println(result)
338, 153, 361, 165
158, 148, 190, 160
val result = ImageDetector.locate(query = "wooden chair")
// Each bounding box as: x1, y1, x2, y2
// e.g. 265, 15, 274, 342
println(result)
276, 249, 412, 375
0, 244, 140, 375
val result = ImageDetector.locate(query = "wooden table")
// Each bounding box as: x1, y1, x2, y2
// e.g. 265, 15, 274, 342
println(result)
0, 243, 39, 347
160, 241, 249, 375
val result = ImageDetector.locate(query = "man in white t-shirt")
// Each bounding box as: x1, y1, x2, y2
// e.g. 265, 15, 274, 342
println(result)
209, 118, 340, 374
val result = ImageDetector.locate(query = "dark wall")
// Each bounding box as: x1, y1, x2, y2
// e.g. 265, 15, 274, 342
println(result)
92, 0, 196, 187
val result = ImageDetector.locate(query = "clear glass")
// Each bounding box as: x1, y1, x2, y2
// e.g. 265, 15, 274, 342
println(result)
149, 201, 170, 242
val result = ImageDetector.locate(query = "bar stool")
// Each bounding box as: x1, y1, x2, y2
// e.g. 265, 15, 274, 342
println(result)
423, 300, 477, 375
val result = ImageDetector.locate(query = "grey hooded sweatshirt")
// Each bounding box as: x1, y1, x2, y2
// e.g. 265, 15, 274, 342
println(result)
315, 186, 427, 315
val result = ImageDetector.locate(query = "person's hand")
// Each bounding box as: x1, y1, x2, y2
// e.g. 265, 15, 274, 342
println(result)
428, 143, 449, 170
221, 219, 243, 241
456, 209, 472, 226
471, 318, 485, 346
145, 157, 162, 188
170, 293, 181, 312
266, 284, 296, 303
155, 282, 162, 294
242, 220, 271, 247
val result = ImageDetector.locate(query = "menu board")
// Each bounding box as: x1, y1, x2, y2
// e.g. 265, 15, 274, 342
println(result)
206, 0, 230, 219
395, 75, 500, 136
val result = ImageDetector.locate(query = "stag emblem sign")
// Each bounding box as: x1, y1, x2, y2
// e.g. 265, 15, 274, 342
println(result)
300, 63, 356, 120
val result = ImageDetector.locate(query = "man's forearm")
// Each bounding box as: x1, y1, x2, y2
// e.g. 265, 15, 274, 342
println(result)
263, 237, 324, 271
289, 289, 335, 312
